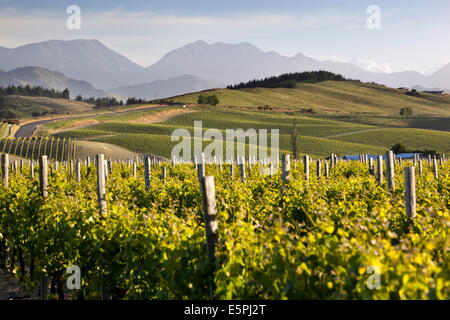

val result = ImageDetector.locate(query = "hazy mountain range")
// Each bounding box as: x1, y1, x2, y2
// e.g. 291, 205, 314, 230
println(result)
0, 39, 449, 99
0, 66, 104, 98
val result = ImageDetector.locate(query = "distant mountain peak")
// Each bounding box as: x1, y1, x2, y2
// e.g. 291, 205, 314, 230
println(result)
0, 39, 147, 89
0, 66, 104, 98
438, 62, 450, 71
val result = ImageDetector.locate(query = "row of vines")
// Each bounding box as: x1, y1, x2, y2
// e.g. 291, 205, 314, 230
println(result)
0, 137, 77, 161
0, 156, 449, 299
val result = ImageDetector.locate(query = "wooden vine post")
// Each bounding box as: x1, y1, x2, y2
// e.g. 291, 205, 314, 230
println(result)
404, 167, 416, 220
303, 155, 310, 183
386, 151, 395, 191
239, 156, 246, 183
201, 176, 219, 298
201, 176, 218, 263
282, 154, 291, 187
144, 156, 151, 191
377, 155, 383, 184
369, 157, 375, 175
103, 159, 109, 180
75, 160, 81, 183
30, 160, 35, 179
316, 160, 321, 179
96, 154, 107, 215
433, 157, 438, 179
197, 154, 206, 186
161, 166, 167, 183
38, 155, 49, 299
39, 155, 48, 199
1, 154, 9, 187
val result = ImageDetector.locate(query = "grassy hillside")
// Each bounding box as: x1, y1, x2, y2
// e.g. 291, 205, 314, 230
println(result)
331, 128, 450, 152
0, 95, 94, 119
53, 107, 450, 158
75, 141, 140, 161
313, 114, 450, 131
166, 81, 450, 116
22, 80, 450, 159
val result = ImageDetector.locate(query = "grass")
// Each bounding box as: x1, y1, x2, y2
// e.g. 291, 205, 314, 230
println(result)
331, 128, 450, 154
166, 81, 450, 116
53, 108, 397, 158
314, 114, 450, 131
25, 81, 449, 159
75, 141, 139, 161
0, 95, 95, 119
37, 105, 178, 135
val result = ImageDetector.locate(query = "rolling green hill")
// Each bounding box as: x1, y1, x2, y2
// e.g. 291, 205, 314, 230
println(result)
0, 95, 95, 119
53, 107, 450, 158
165, 81, 450, 117
15, 79, 449, 160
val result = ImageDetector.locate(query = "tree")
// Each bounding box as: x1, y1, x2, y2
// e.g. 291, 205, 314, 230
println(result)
207, 95, 219, 106
391, 143, 407, 154
291, 120, 301, 160
62, 88, 70, 99
197, 95, 207, 105
406, 89, 420, 97
400, 107, 413, 116
197, 95, 219, 106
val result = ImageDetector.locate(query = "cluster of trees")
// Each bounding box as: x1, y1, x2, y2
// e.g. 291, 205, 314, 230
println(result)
75, 95, 154, 108
406, 89, 420, 97
197, 95, 219, 106
125, 97, 152, 105
391, 143, 437, 156
227, 71, 354, 90
399, 107, 413, 116
75, 95, 123, 108
0, 85, 70, 99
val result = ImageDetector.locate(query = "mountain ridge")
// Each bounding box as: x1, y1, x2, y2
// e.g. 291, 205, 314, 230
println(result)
0, 39, 148, 89
0, 66, 105, 98
1, 39, 449, 95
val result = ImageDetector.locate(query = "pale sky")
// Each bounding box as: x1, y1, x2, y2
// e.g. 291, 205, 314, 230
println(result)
0, 0, 449, 74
